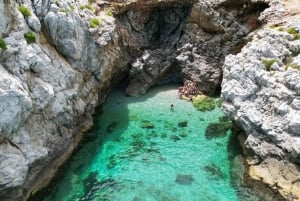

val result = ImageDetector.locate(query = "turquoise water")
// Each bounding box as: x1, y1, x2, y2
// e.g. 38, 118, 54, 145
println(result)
39, 85, 266, 201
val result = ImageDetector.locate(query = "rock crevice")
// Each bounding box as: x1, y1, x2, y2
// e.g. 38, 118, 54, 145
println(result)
222, 17, 300, 199
0, 0, 290, 200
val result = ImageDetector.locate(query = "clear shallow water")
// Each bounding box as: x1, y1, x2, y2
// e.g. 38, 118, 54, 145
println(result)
39, 85, 266, 201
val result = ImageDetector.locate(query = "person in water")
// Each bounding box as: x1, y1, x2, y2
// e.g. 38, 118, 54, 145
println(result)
170, 104, 174, 111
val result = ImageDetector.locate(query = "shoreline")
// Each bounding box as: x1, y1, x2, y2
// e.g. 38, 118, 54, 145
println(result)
237, 134, 299, 201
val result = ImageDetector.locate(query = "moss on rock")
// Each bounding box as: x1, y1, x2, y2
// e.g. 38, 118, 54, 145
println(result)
24, 32, 36, 44
192, 95, 215, 111
0, 38, 7, 50
18, 5, 32, 17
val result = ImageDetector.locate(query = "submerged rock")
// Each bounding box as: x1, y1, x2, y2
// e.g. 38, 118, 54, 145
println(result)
107, 155, 117, 169
130, 140, 147, 150
205, 116, 232, 139
129, 115, 139, 121
131, 133, 143, 140
178, 121, 188, 127
160, 133, 167, 138
179, 132, 188, 138
203, 163, 224, 180
82, 173, 119, 200
106, 121, 118, 133
140, 120, 155, 129
175, 174, 195, 185
147, 132, 158, 139
83, 172, 99, 195
170, 135, 181, 142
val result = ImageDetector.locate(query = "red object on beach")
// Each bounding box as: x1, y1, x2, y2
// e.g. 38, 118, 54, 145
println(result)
178, 80, 198, 99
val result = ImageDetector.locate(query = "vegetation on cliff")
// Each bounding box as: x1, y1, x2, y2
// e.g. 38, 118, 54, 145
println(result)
24, 32, 36, 44
0, 37, 7, 50
18, 5, 32, 17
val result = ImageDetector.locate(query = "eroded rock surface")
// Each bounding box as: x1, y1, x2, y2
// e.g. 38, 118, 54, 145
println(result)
222, 18, 300, 200
0, 0, 129, 200
124, 0, 270, 96
0, 0, 294, 200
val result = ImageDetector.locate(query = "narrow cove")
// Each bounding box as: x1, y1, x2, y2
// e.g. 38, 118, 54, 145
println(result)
36, 85, 271, 201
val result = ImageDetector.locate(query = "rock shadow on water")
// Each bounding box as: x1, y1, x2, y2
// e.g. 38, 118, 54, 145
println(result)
175, 174, 195, 185
106, 121, 118, 133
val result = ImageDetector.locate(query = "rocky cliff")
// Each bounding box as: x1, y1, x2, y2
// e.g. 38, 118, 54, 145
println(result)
221, 1, 300, 199
0, 0, 296, 200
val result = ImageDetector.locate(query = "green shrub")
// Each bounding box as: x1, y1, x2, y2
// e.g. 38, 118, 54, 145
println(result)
293, 33, 300, 40
286, 63, 300, 71
262, 58, 276, 71
80, 4, 93, 10
24, 32, 36, 44
277, 27, 283, 31
0, 38, 7, 50
286, 27, 300, 40
60, 8, 68, 13
292, 65, 300, 71
105, 8, 113, 16
18, 5, 32, 17
287, 27, 298, 35
89, 18, 100, 28
192, 95, 215, 111
70, 5, 75, 11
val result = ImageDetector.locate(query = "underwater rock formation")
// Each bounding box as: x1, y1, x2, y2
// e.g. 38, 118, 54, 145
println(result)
0, 0, 296, 200
175, 174, 195, 185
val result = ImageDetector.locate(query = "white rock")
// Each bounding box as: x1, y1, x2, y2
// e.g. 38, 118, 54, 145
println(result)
288, 112, 300, 135
27, 14, 41, 32
0, 66, 32, 136
222, 26, 300, 163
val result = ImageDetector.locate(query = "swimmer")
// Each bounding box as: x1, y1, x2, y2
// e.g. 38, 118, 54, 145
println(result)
170, 104, 174, 111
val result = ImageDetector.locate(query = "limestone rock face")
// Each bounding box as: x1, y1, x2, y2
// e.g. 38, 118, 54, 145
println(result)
221, 20, 300, 199
123, 0, 270, 96
176, 0, 270, 95
0, 0, 292, 200
0, 0, 129, 200
222, 24, 300, 162
121, 6, 191, 96
0, 142, 29, 201
0, 66, 32, 137
43, 10, 85, 61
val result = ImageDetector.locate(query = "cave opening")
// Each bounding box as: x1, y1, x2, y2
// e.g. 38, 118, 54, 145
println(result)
112, 0, 271, 98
